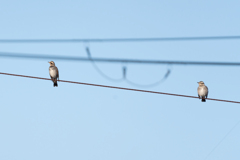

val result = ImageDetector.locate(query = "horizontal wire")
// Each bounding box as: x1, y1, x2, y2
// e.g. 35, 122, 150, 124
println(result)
0, 36, 240, 43
0, 71, 239, 104
1, 52, 240, 66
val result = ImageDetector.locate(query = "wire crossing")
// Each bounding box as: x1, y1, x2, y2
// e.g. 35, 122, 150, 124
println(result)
0, 72, 239, 104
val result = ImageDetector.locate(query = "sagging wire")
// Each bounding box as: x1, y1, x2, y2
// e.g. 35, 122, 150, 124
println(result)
125, 66, 172, 88
85, 47, 171, 87
86, 47, 124, 82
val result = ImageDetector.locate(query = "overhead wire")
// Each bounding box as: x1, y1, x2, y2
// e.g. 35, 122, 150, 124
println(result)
86, 47, 124, 82
85, 47, 172, 87
0, 71, 239, 104
0, 35, 240, 43
0, 51, 240, 66
125, 68, 171, 87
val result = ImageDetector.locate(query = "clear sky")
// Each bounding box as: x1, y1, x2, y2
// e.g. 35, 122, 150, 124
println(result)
0, 0, 240, 160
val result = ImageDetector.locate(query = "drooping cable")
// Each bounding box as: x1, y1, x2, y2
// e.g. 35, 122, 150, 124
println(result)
85, 47, 172, 87
86, 47, 124, 82
125, 68, 171, 88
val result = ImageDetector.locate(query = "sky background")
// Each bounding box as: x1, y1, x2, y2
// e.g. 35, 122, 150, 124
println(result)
0, 0, 240, 160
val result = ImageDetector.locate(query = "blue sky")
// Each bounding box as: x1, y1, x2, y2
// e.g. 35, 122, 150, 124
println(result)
0, 0, 240, 160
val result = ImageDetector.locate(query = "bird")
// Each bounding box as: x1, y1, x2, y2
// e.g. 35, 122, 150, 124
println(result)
197, 81, 208, 102
48, 61, 59, 87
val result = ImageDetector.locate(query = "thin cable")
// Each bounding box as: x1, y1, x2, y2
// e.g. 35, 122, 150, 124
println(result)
86, 47, 171, 87
0, 35, 240, 43
125, 69, 171, 87
204, 119, 240, 160
89, 62, 124, 82
0, 52, 240, 66
86, 47, 170, 86
0, 71, 239, 104
86, 47, 124, 82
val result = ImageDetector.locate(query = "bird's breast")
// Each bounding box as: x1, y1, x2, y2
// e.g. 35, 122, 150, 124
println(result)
49, 68, 57, 78
198, 87, 207, 96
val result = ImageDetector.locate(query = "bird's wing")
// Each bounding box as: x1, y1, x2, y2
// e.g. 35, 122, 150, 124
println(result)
205, 86, 208, 98
56, 67, 59, 80
197, 87, 201, 98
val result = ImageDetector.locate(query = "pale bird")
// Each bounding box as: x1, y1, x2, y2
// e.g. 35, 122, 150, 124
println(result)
48, 61, 59, 87
197, 81, 208, 102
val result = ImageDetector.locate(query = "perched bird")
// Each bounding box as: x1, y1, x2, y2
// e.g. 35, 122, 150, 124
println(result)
48, 61, 59, 87
197, 81, 208, 102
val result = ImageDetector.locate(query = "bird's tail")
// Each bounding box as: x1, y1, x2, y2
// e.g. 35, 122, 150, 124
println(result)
202, 97, 206, 102
53, 79, 58, 87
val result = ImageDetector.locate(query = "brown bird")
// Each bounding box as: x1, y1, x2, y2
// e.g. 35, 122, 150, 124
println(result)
48, 61, 59, 87
197, 81, 208, 102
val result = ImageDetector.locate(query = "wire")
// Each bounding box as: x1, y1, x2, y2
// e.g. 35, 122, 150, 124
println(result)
0, 71, 239, 104
86, 47, 170, 86
1, 52, 240, 66
86, 47, 171, 87
204, 119, 240, 159
89, 62, 124, 82
86, 47, 124, 82
0, 35, 240, 43
125, 69, 171, 87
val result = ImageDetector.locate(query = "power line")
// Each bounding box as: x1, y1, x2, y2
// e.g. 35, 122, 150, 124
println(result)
125, 69, 171, 87
1, 52, 240, 66
86, 47, 124, 82
86, 46, 171, 87
0, 35, 240, 43
0, 71, 239, 104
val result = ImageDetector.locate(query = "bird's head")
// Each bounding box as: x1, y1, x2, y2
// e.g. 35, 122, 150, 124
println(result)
197, 81, 205, 86
48, 61, 55, 66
